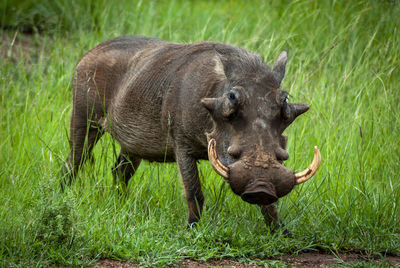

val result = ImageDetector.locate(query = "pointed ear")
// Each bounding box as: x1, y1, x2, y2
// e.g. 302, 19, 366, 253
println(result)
213, 54, 227, 81
201, 98, 218, 112
273, 51, 288, 85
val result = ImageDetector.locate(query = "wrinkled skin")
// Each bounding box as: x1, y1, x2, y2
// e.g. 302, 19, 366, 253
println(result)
65, 35, 310, 229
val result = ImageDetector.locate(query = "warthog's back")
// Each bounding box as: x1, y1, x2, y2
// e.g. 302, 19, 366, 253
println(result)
73, 36, 163, 113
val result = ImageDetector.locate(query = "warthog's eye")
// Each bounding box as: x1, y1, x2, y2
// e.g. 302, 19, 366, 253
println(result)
228, 92, 238, 105
281, 95, 289, 119
224, 91, 239, 120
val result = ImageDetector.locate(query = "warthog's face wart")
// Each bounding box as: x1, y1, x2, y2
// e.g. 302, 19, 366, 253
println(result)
202, 52, 320, 205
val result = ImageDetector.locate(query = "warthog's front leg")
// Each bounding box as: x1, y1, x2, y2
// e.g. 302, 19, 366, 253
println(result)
260, 204, 291, 235
175, 149, 204, 226
259, 204, 280, 230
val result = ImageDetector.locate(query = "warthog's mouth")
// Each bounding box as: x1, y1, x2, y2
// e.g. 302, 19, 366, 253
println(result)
207, 138, 321, 204
240, 181, 278, 205
241, 190, 277, 205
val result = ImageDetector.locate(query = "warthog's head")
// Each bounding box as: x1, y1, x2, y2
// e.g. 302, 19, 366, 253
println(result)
202, 51, 320, 205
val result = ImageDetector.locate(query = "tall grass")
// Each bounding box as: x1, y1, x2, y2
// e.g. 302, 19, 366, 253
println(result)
1, 0, 399, 266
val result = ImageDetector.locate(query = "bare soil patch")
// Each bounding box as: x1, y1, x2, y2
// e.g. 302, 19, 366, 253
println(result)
93, 253, 400, 267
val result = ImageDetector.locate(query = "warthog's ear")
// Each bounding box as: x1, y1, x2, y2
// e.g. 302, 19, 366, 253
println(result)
213, 54, 227, 81
201, 98, 218, 112
273, 51, 288, 85
202, 90, 240, 119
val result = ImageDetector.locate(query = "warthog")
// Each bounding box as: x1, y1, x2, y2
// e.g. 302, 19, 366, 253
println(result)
65, 36, 320, 228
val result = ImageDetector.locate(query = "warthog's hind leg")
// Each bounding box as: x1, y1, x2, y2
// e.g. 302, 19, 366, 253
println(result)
62, 120, 104, 190
112, 150, 141, 191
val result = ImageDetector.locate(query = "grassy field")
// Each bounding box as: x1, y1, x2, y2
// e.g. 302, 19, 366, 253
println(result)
1, 0, 400, 266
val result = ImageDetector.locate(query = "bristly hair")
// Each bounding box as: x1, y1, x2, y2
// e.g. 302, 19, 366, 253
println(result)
212, 43, 277, 89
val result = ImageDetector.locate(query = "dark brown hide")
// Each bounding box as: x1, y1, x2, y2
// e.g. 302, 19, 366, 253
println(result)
65, 36, 310, 228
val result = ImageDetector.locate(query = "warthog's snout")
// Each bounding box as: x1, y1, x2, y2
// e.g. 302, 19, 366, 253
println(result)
208, 139, 321, 205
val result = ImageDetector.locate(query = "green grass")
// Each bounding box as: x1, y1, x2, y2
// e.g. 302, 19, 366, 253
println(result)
1, 0, 399, 266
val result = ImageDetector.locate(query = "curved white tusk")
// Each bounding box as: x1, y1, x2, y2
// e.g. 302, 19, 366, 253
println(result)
207, 138, 229, 178
295, 146, 321, 185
